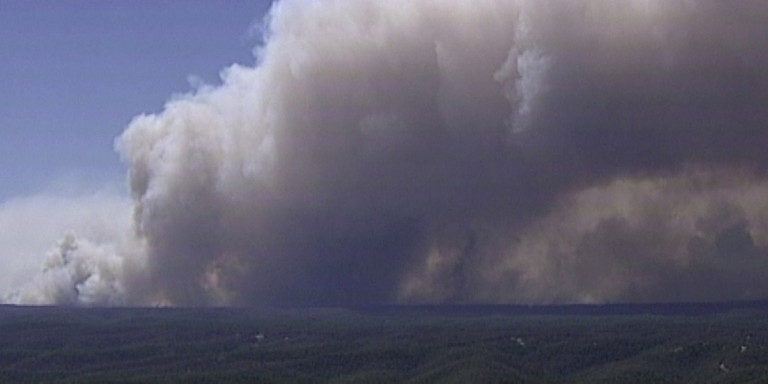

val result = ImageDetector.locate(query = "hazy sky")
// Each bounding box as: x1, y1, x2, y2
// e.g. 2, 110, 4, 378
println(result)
0, 1, 272, 200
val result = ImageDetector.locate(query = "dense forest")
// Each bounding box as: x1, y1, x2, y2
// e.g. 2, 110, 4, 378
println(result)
2, 303, 768, 383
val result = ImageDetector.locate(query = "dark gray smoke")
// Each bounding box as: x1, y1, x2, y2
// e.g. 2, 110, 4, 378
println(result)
8, 0, 768, 306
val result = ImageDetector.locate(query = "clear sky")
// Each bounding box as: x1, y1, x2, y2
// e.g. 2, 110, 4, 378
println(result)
0, 1, 273, 201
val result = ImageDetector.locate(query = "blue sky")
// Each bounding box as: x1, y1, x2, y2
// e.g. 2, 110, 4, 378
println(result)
0, 1, 273, 200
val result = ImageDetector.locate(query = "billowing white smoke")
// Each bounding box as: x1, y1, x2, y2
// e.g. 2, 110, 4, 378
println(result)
6, 0, 768, 305
0, 193, 140, 305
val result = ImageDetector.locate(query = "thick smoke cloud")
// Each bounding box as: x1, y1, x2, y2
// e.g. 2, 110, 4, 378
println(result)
402, 168, 768, 304
0, 193, 138, 305
8, 0, 768, 305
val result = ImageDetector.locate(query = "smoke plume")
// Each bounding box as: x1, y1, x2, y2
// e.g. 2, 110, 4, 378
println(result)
7, 0, 768, 305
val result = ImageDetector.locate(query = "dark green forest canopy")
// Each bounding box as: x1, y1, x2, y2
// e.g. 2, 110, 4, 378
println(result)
2, 303, 768, 383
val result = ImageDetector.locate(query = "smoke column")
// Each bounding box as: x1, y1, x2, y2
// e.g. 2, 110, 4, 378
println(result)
7, 0, 768, 306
